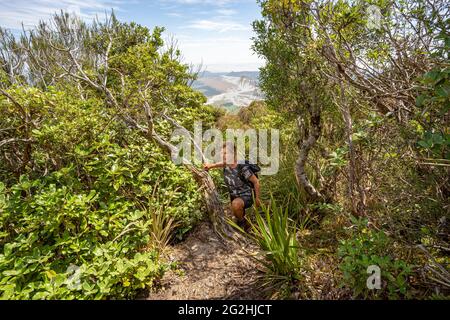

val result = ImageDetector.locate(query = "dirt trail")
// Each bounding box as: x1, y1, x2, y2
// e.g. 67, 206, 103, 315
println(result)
147, 221, 266, 300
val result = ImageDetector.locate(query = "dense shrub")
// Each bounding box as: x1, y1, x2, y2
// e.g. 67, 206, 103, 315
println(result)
0, 40, 210, 299
338, 218, 413, 299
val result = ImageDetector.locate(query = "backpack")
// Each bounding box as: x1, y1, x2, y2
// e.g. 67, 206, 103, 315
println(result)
237, 160, 261, 189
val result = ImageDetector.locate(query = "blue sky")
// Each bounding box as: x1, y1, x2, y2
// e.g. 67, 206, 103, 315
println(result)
0, 0, 264, 72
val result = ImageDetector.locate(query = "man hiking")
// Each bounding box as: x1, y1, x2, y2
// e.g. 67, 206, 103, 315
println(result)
203, 142, 261, 228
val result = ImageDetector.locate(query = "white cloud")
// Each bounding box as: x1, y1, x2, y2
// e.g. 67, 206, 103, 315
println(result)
185, 19, 249, 32
166, 12, 183, 17
0, 0, 123, 30
215, 9, 237, 16
162, 0, 237, 5
172, 34, 264, 71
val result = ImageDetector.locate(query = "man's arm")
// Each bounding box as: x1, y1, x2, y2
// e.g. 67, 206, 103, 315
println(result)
203, 162, 225, 171
248, 175, 261, 207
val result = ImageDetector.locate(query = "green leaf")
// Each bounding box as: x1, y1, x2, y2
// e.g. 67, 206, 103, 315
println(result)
3, 269, 20, 276
423, 70, 440, 83
418, 140, 430, 148
99, 230, 109, 237
45, 270, 57, 280
415, 94, 427, 107
31, 129, 43, 137
82, 281, 93, 292
436, 85, 449, 98
32, 291, 49, 300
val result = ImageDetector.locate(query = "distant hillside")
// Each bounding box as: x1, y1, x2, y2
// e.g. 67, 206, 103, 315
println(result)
197, 71, 228, 78
193, 71, 263, 110
226, 71, 260, 80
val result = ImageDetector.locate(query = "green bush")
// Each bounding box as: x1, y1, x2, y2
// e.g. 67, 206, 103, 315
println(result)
0, 128, 204, 299
338, 217, 413, 299
0, 87, 207, 299
0, 169, 178, 299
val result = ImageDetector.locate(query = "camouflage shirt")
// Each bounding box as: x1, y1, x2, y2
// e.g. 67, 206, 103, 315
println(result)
223, 165, 254, 198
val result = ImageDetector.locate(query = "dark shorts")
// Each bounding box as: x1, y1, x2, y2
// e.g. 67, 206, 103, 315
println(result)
230, 194, 254, 210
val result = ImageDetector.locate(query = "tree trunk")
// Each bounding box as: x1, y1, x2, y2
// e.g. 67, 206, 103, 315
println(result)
338, 77, 366, 216
294, 106, 324, 201
187, 165, 231, 239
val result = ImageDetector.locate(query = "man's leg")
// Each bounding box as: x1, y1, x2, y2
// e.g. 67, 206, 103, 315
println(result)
231, 198, 245, 222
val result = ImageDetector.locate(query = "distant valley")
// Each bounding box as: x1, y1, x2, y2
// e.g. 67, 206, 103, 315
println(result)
192, 71, 263, 112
